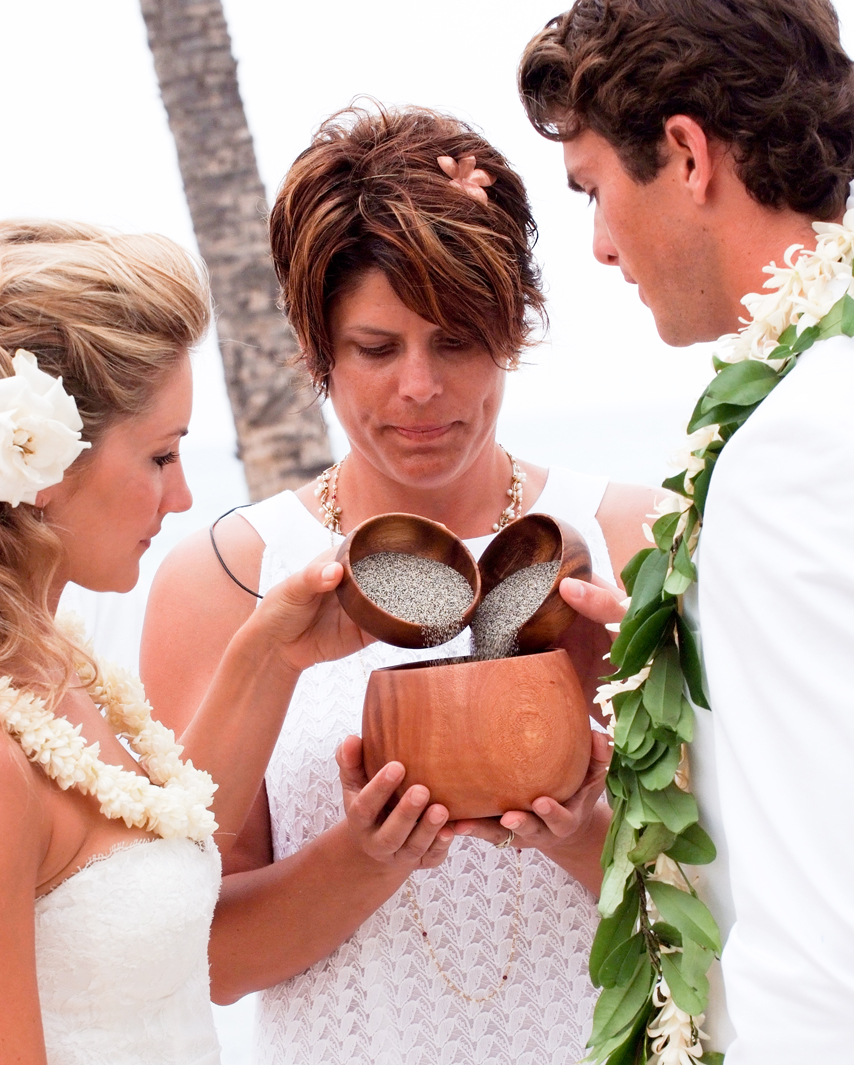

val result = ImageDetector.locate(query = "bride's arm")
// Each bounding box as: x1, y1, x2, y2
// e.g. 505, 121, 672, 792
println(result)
141, 515, 367, 854
0, 737, 49, 1065
142, 517, 453, 995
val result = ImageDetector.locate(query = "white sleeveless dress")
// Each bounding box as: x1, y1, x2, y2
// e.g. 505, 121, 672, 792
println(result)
35, 837, 222, 1065
242, 467, 615, 1065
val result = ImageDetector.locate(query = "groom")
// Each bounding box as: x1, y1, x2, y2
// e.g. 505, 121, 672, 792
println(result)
523, 1, 854, 1061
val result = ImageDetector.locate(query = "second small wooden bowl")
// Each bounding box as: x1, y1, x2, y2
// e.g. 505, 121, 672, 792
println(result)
336, 513, 481, 649
477, 513, 593, 652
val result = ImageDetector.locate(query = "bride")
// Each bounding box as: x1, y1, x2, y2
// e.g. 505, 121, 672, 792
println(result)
0, 220, 368, 1064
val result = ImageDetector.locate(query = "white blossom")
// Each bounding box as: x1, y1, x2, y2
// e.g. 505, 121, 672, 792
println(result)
0, 350, 90, 506
648, 978, 709, 1065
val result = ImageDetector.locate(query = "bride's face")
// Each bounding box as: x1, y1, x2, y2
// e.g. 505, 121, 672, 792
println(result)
43, 356, 193, 594
327, 269, 507, 491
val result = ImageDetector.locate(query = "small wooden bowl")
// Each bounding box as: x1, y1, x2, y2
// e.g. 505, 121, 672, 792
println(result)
336, 513, 480, 649
362, 648, 592, 819
477, 513, 592, 653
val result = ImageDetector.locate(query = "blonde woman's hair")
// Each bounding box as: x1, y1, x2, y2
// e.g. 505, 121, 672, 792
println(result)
0, 219, 211, 706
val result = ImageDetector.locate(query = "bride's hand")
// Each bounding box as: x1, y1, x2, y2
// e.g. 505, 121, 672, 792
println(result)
336, 735, 454, 871
253, 553, 371, 674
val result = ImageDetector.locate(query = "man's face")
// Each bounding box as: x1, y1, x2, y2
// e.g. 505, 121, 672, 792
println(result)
562, 128, 728, 345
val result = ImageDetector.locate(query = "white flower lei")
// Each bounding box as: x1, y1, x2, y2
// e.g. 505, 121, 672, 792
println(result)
588, 184, 854, 1065
0, 614, 217, 841
0, 350, 90, 507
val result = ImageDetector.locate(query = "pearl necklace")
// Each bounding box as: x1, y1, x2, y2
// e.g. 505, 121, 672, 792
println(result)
315, 446, 526, 536
0, 614, 217, 841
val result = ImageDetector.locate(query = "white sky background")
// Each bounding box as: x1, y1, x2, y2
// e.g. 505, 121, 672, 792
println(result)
3, 0, 854, 484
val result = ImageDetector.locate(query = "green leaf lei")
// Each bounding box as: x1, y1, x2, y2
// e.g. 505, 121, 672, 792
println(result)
586, 261, 854, 1064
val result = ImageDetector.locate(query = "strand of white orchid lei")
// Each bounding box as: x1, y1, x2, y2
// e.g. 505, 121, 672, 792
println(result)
0, 614, 217, 841
587, 186, 854, 1065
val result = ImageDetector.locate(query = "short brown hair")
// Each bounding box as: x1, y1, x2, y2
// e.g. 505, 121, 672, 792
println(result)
270, 105, 545, 394
520, 0, 854, 220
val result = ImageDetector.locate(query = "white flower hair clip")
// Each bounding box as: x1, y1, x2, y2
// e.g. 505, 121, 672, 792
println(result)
437, 155, 495, 205
0, 349, 90, 507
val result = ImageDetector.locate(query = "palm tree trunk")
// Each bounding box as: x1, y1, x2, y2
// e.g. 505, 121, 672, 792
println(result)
139, 0, 332, 500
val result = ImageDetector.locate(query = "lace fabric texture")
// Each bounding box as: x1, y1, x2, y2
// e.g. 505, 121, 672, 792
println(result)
35, 837, 222, 1065
245, 472, 613, 1065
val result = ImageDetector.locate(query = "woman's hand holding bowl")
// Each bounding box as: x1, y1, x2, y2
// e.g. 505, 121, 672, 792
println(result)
337, 735, 454, 871
253, 552, 373, 677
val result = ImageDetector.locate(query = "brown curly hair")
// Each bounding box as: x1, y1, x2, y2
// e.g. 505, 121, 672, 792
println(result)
519, 0, 854, 220
269, 105, 546, 395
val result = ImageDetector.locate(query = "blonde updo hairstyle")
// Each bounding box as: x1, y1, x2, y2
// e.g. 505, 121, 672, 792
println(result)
0, 220, 210, 707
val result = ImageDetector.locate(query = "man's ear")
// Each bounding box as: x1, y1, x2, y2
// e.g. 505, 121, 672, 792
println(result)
663, 114, 719, 206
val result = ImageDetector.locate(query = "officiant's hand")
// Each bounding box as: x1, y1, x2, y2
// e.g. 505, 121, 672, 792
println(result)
337, 735, 454, 871
253, 553, 373, 676
452, 730, 612, 896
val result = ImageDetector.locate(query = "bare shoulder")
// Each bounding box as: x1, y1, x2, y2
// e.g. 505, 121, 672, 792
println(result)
0, 731, 45, 873
595, 481, 663, 587
140, 513, 266, 733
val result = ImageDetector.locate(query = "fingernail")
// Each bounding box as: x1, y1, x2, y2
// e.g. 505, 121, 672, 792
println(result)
533, 798, 551, 816
456, 825, 472, 836
384, 762, 405, 783
427, 806, 445, 825
503, 817, 522, 830
321, 563, 339, 580
438, 829, 454, 842
561, 577, 585, 598
409, 785, 429, 806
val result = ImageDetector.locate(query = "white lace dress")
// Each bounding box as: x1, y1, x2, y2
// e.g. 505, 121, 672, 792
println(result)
35, 837, 222, 1065
242, 468, 615, 1065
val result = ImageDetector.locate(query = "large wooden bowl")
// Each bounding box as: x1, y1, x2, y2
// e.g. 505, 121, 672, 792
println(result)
336, 513, 480, 649
477, 514, 593, 653
362, 648, 592, 819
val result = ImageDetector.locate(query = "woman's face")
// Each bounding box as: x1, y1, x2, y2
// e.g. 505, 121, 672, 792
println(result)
43, 356, 193, 594
327, 270, 507, 491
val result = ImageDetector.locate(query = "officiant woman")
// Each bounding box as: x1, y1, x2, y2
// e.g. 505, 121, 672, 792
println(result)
142, 105, 655, 1065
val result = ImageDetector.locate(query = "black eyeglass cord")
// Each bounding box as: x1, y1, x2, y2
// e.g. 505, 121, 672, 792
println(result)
209, 505, 263, 599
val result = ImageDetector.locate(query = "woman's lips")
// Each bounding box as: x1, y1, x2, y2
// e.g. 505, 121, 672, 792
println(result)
392, 423, 454, 441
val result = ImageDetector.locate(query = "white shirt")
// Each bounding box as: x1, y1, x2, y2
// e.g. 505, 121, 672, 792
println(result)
693, 335, 854, 1061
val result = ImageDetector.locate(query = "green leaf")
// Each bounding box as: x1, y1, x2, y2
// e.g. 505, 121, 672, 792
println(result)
662, 567, 693, 597
651, 510, 682, 552
816, 292, 854, 339
701, 1053, 725, 1065
674, 696, 695, 743
613, 687, 642, 740
624, 703, 653, 755
638, 743, 682, 791
589, 952, 655, 1049
621, 548, 654, 596
666, 821, 717, 865
671, 535, 697, 581
601, 1000, 655, 1065
661, 470, 689, 496
590, 883, 640, 986
601, 794, 625, 865
610, 597, 666, 671
612, 606, 675, 678
681, 936, 714, 989
626, 739, 667, 771
598, 932, 646, 990
642, 645, 684, 729
690, 451, 720, 514
624, 549, 670, 619
627, 822, 676, 865
641, 783, 698, 835
599, 817, 638, 917
778, 323, 798, 347
675, 616, 709, 709
698, 358, 780, 410
646, 881, 722, 953
651, 921, 682, 948
660, 952, 708, 1015
790, 323, 820, 353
